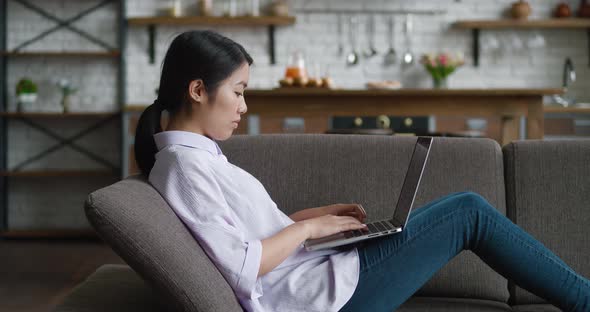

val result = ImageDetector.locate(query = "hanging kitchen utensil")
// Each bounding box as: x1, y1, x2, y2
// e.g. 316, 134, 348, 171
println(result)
383, 15, 397, 66
402, 14, 415, 66
337, 14, 344, 56
363, 14, 378, 58
346, 16, 360, 66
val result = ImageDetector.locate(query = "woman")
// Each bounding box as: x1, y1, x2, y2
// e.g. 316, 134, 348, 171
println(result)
135, 30, 589, 312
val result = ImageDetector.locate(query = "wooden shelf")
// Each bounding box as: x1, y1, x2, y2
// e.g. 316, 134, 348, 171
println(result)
453, 18, 590, 29
543, 106, 590, 113
453, 18, 590, 67
0, 229, 98, 239
128, 15, 296, 26
127, 15, 296, 65
0, 111, 120, 118
0, 170, 118, 177
2, 51, 121, 57
124, 105, 148, 113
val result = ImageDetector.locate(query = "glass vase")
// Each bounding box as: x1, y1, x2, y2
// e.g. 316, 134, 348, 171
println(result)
432, 76, 448, 89
61, 94, 71, 113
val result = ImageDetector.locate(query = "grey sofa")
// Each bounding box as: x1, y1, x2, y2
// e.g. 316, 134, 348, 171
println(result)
54, 134, 590, 312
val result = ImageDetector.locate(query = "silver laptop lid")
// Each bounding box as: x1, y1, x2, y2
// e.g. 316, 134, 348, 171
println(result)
390, 137, 433, 228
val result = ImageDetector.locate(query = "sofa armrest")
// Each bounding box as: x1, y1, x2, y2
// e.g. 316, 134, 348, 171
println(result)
503, 139, 590, 305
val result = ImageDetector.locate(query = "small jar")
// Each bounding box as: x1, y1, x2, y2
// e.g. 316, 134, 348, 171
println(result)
269, 0, 289, 17
554, 2, 571, 18
198, 0, 212, 16
223, 0, 237, 17
511, 0, 531, 20
285, 51, 307, 79
250, 0, 260, 17
172, 0, 182, 17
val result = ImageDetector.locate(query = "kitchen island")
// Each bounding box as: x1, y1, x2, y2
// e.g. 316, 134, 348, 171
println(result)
243, 88, 564, 146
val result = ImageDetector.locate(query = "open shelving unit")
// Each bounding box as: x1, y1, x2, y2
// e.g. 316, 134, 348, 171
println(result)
127, 15, 296, 65
453, 18, 590, 67
0, 0, 127, 238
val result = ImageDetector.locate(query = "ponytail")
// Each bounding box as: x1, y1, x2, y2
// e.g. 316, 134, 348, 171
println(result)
134, 100, 164, 176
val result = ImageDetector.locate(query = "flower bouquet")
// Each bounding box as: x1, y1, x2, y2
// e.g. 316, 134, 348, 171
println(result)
420, 52, 465, 89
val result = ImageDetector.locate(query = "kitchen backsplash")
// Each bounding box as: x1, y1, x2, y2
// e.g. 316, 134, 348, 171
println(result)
6, 0, 588, 109
127, 0, 589, 104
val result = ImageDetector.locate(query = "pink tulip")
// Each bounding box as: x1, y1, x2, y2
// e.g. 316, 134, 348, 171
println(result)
438, 54, 448, 66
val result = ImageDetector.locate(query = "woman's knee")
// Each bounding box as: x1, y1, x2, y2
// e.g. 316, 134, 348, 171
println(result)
455, 191, 496, 214
420, 191, 497, 218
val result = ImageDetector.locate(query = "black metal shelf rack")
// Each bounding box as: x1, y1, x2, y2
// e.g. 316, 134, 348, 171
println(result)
0, 0, 127, 237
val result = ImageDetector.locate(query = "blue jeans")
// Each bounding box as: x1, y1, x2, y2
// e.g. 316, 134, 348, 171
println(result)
339, 191, 590, 312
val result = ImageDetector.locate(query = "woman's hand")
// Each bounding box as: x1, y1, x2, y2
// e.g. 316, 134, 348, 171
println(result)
301, 214, 367, 240
321, 203, 367, 223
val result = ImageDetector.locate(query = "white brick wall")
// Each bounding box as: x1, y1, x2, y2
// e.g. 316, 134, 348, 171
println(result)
8, 176, 119, 229
124, 0, 589, 102
4, 0, 589, 229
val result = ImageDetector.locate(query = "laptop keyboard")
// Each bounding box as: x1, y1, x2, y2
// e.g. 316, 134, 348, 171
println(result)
348, 220, 396, 238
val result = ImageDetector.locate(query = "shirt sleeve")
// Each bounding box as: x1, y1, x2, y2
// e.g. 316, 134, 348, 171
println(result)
160, 152, 263, 300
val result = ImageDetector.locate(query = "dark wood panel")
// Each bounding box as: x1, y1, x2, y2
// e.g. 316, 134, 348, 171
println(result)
544, 118, 576, 135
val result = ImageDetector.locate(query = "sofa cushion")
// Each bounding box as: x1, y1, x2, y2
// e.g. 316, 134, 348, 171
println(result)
397, 297, 512, 311
503, 139, 590, 305
84, 177, 243, 312
53, 264, 166, 312
220, 134, 509, 302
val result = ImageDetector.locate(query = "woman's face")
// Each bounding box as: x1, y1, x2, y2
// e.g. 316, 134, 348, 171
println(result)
190, 62, 249, 141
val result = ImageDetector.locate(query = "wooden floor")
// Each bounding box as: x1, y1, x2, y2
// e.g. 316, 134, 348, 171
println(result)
0, 237, 125, 312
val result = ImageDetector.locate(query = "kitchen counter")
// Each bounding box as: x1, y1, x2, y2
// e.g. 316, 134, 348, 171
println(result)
126, 88, 564, 145
246, 88, 563, 96
244, 88, 563, 145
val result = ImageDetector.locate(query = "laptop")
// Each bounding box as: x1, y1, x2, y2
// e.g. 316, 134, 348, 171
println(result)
304, 136, 433, 251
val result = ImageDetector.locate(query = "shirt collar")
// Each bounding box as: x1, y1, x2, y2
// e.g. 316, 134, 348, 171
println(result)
154, 131, 224, 156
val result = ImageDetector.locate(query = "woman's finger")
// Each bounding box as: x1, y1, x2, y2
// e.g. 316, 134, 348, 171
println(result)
357, 204, 367, 219
340, 215, 362, 224
342, 211, 363, 221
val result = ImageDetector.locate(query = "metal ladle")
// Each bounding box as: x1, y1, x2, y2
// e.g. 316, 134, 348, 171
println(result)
363, 14, 378, 58
402, 14, 415, 66
346, 16, 359, 66
383, 16, 397, 66
337, 14, 344, 56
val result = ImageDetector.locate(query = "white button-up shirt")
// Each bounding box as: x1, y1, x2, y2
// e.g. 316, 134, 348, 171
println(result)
149, 131, 359, 312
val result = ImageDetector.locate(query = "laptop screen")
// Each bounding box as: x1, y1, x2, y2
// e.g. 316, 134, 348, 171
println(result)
390, 137, 433, 228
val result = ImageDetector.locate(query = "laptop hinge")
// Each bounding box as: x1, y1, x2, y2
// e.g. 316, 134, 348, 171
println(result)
389, 218, 403, 228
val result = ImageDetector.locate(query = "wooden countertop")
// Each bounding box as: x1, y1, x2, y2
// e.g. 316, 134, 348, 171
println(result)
125, 88, 565, 112
245, 88, 565, 96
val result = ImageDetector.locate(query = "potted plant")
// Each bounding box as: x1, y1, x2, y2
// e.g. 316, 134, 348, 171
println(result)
56, 79, 77, 113
15, 78, 38, 112
420, 52, 465, 89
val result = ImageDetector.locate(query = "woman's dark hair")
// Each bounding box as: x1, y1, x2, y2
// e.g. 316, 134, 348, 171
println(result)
134, 30, 253, 176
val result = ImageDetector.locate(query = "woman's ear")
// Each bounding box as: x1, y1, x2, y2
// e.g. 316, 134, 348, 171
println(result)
188, 79, 206, 103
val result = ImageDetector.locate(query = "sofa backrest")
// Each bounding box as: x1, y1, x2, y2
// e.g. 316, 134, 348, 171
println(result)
503, 139, 590, 305
219, 134, 509, 302
85, 134, 509, 312
85, 176, 244, 312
